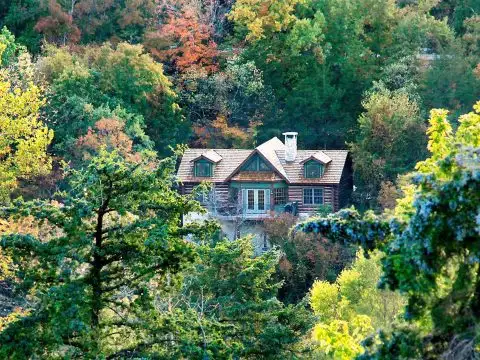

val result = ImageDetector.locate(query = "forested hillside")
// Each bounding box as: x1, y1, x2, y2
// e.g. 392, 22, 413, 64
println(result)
0, 0, 479, 359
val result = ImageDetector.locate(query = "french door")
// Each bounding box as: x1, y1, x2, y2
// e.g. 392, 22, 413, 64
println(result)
244, 189, 270, 214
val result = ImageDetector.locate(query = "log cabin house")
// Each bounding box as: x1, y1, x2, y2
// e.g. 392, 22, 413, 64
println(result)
178, 133, 352, 235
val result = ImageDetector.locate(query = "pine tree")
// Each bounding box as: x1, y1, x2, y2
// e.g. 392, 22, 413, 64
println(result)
0, 149, 214, 358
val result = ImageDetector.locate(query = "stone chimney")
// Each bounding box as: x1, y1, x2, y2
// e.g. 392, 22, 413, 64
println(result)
282, 132, 298, 162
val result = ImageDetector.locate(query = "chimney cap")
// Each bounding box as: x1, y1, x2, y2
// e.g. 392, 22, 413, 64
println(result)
282, 132, 298, 136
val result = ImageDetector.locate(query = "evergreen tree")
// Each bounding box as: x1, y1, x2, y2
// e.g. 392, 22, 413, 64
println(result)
143, 238, 314, 359
0, 149, 213, 358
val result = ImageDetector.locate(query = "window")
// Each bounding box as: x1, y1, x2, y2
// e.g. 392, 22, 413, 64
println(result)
258, 190, 265, 210
244, 189, 270, 213
303, 188, 323, 205
274, 188, 287, 205
195, 190, 212, 204
304, 161, 324, 178
247, 190, 255, 210
242, 155, 271, 171
195, 160, 212, 177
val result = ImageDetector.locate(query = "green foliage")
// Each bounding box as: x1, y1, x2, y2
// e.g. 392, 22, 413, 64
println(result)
310, 251, 404, 359
229, 0, 454, 148
421, 45, 480, 121
309, 251, 405, 359
317, 204, 333, 217
264, 213, 355, 304
0, 150, 312, 358
0, 0, 155, 52
0, 0, 43, 53
181, 56, 271, 132
0, 149, 214, 358
161, 237, 315, 359
0, 26, 24, 66
350, 86, 427, 208
299, 101, 480, 357
430, 0, 480, 35
37, 43, 184, 155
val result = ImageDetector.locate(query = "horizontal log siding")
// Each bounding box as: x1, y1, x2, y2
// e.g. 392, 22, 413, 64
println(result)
182, 183, 343, 214
288, 185, 337, 213
181, 183, 230, 206
213, 183, 230, 206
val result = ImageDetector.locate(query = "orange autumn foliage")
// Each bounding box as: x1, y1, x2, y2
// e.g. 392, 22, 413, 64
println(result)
35, 0, 81, 45
193, 115, 256, 148
145, 7, 218, 73
76, 118, 142, 162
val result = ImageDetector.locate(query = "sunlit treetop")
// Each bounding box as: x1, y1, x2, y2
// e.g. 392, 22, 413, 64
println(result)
297, 101, 480, 339
0, 34, 53, 203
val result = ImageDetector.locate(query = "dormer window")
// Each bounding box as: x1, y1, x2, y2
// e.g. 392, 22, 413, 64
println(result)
304, 160, 324, 178
195, 159, 213, 177
191, 150, 222, 177
300, 152, 331, 179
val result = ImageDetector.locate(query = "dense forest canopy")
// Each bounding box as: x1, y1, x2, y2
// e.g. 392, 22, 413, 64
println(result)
0, 0, 479, 358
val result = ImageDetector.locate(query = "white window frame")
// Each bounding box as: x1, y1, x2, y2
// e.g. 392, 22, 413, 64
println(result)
243, 189, 271, 214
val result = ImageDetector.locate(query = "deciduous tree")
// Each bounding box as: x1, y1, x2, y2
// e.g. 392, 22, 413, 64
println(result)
37, 43, 183, 155
350, 86, 427, 209
145, 6, 218, 73
298, 101, 480, 358
0, 40, 53, 203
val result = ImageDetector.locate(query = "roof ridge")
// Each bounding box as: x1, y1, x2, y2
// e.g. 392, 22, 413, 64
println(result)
256, 138, 288, 181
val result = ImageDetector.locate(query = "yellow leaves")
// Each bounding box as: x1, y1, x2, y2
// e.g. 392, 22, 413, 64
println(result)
398, 100, 480, 221
457, 100, 480, 148
474, 100, 480, 114
0, 72, 53, 201
309, 250, 404, 359
394, 183, 416, 221
228, 0, 305, 41
0, 247, 12, 282
311, 316, 373, 360
415, 108, 451, 174
426, 108, 451, 157
415, 101, 480, 174
0, 42, 6, 60
310, 280, 339, 321
36, 44, 76, 82
0, 309, 28, 332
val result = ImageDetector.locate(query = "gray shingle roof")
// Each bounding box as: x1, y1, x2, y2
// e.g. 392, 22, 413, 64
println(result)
191, 150, 223, 163
276, 150, 348, 184
178, 149, 251, 183
300, 151, 332, 165
177, 138, 348, 185
255, 137, 289, 180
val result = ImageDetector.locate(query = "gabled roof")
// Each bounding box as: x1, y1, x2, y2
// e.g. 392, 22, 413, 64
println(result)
224, 137, 288, 182
191, 150, 223, 163
299, 151, 332, 165
177, 137, 349, 185
256, 137, 289, 179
